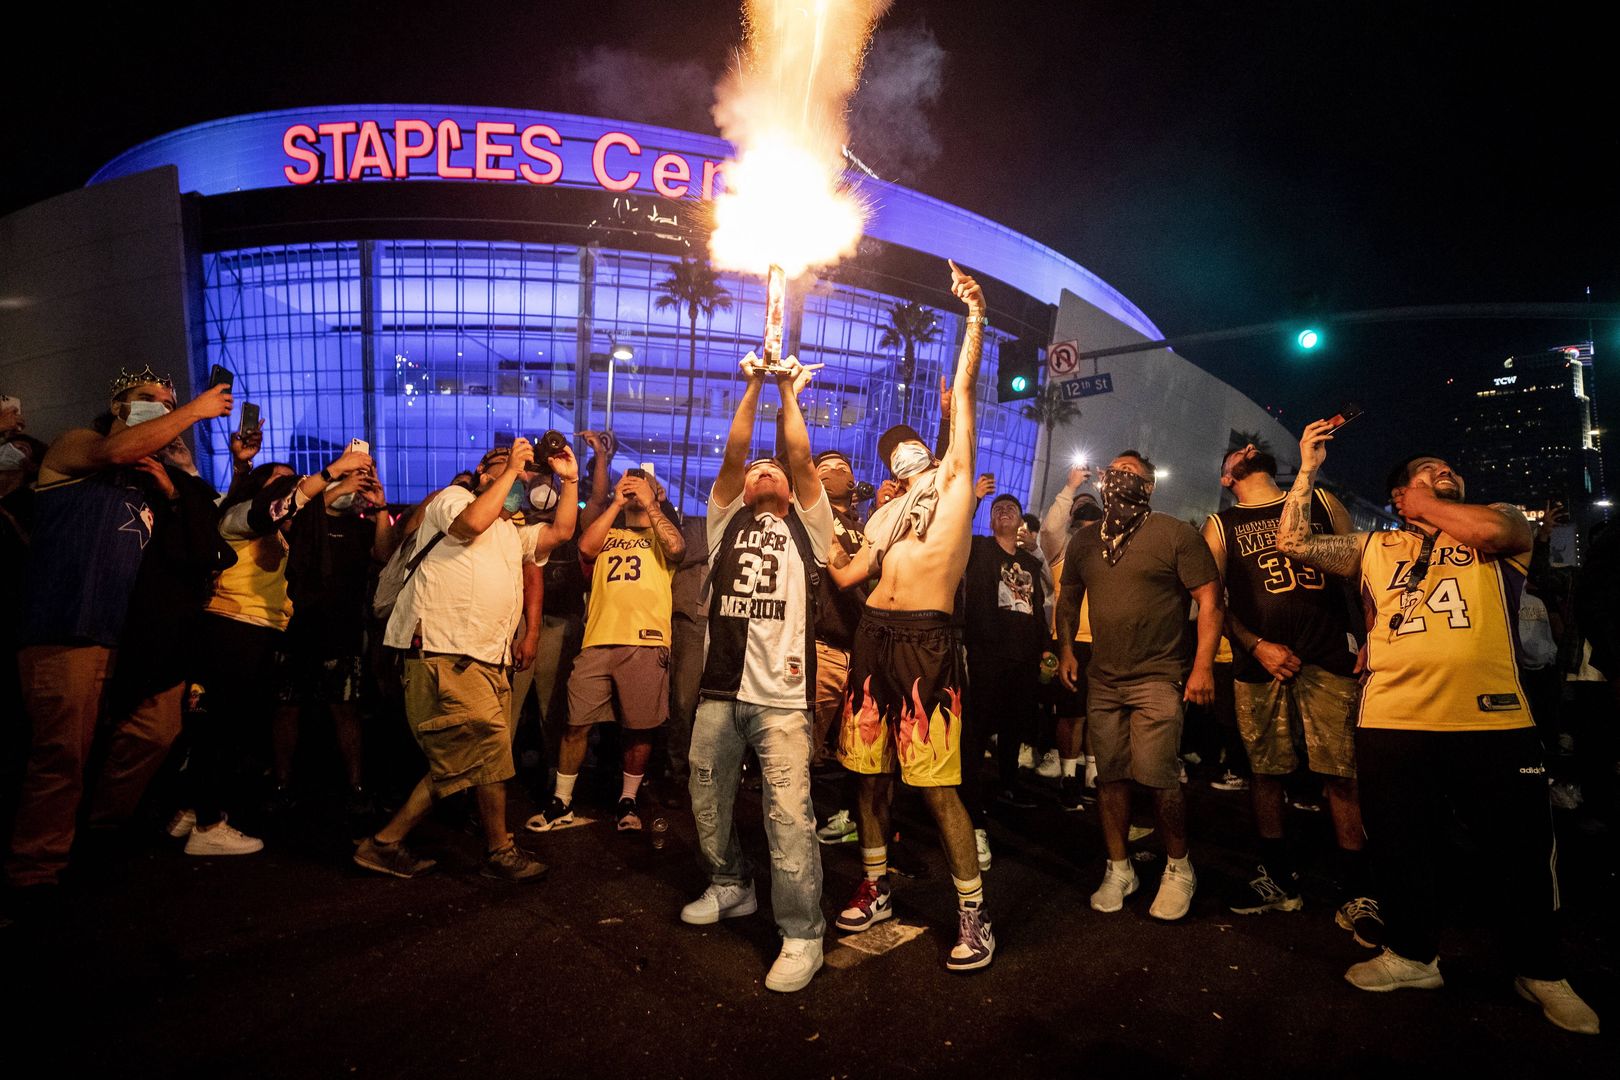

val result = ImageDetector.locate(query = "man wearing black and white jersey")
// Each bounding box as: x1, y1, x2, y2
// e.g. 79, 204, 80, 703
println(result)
679, 354, 832, 995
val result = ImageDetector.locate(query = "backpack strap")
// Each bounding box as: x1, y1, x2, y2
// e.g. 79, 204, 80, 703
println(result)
403, 528, 445, 584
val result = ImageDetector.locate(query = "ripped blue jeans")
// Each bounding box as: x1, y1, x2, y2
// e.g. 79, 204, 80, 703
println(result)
689, 698, 825, 940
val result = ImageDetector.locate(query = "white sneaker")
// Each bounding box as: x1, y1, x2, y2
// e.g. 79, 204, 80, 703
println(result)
816, 809, 858, 845
974, 828, 992, 871
1148, 859, 1197, 921
1515, 976, 1600, 1034
1090, 862, 1139, 913
165, 808, 197, 838
184, 821, 264, 856
680, 880, 758, 925
1035, 750, 1062, 779
1345, 948, 1443, 991
764, 937, 824, 992
1017, 743, 1035, 770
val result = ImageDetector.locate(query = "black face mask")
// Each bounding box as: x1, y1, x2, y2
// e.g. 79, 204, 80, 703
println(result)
1099, 467, 1153, 565
1072, 499, 1103, 526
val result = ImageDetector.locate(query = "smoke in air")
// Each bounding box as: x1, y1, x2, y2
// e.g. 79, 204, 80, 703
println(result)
709, 0, 893, 278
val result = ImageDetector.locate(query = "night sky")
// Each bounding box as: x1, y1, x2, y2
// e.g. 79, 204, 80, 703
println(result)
5, 1, 1615, 499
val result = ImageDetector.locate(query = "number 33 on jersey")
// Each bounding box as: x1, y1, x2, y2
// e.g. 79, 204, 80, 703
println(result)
1357, 529, 1532, 732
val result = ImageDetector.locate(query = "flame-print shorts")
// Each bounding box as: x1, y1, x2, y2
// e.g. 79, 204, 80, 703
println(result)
837, 608, 964, 787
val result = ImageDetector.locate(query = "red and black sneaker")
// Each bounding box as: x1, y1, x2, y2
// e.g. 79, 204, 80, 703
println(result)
835, 876, 894, 933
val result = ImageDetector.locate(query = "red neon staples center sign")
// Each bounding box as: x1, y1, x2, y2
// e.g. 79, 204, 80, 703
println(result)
282, 118, 727, 199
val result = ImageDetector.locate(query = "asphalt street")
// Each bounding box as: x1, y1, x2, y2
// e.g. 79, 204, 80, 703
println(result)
2, 762, 1612, 1079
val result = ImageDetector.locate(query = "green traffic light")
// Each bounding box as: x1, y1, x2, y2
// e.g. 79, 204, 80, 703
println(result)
1297, 328, 1322, 350
1011, 374, 1029, 392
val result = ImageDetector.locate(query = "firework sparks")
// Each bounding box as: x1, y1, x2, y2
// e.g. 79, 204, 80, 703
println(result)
709, 0, 891, 279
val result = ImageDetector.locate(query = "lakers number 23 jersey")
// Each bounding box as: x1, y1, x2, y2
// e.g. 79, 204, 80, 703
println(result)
1357, 528, 1532, 732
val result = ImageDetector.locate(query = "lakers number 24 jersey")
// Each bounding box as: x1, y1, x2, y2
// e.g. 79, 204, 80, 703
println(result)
1357, 528, 1532, 732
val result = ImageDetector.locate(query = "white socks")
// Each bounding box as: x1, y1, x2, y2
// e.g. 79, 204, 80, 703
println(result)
1060, 757, 1080, 777
621, 772, 644, 802
553, 772, 578, 805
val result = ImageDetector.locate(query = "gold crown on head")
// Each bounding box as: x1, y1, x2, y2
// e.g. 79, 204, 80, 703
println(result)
109, 365, 175, 398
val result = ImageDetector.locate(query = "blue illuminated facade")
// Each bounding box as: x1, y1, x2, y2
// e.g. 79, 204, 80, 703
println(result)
92, 106, 1165, 513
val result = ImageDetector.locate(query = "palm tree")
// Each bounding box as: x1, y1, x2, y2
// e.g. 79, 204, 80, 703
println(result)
1023, 381, 1082, 508
1229, 430, 1273, 454
878, 302, 943, 411
655, 258, 733, 499
1022, 382, 1082, 432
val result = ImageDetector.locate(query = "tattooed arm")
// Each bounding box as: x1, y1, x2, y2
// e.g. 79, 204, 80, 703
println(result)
941, 261, 987, 489
644, 497, 686, 563
1274, 418, 1368, 579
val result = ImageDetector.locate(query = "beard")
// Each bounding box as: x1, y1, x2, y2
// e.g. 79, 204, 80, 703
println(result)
1432, 479, 1464, 501
1228, 452, 1278, 483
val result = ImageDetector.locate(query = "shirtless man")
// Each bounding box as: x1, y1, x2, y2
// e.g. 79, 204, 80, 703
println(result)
827, 261, 994, 972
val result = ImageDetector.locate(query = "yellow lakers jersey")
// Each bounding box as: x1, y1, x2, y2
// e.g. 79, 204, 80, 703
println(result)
1050, 557, 1093, 644
583, 526, 674, 649
1357, 528, 1531, 731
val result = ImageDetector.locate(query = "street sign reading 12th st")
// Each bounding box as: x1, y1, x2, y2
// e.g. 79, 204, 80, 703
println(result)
1061, 373, 1114, 400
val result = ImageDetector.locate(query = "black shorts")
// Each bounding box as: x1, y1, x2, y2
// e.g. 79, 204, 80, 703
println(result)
837, 609, 965, 787
1046, 641, 1092, 716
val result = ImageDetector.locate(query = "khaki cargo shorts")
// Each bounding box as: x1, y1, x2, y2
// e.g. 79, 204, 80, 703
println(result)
403, 654, 515, 797
1234, 664, 1358, 778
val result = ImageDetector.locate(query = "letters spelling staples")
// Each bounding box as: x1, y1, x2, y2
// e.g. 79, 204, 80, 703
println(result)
282, 118, 727, 199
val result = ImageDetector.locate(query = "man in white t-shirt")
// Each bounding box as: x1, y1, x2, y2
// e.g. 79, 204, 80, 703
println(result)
356, 437, 577, 882
679, 354, 832, 994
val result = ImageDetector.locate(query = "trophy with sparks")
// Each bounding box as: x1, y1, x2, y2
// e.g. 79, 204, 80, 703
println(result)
710, 1, 887, 364
756, 264, 791, 376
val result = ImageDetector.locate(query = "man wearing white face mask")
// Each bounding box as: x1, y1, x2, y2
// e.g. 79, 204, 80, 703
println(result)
6, 366, 233, 901
825, 262, 998, 972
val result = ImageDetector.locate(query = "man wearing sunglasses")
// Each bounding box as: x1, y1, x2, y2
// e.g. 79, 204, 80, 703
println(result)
1275, 419, 1598, 1036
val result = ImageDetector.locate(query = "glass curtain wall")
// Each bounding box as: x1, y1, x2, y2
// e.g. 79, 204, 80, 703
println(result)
202, 240, 1038, 522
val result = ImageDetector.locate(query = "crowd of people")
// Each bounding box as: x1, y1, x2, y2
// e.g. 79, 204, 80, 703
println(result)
0, 262, 1606, 1030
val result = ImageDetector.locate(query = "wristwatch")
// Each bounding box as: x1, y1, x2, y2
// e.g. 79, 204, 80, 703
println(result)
319, 467, 335, 483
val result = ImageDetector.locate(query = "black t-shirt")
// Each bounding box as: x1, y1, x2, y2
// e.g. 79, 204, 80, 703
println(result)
963, 535, 1049, 665
815, 503, 869, 650
543, 537, 587, 620
287, 506, 377, 657
1213, 492, 1359, 682
1062, 513, 1218, 685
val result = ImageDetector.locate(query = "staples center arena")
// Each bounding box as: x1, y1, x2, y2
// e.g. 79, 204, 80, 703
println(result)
0, 106, 1297, 519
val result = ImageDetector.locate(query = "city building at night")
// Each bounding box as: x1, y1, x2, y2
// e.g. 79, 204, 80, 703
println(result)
1445, 342, 1605, 517
1, 105, 1294, 519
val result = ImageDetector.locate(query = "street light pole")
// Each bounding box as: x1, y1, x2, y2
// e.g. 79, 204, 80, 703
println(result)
605, 339, 635, 431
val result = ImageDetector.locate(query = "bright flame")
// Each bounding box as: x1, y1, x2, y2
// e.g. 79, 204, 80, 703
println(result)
709, 0, 891, 278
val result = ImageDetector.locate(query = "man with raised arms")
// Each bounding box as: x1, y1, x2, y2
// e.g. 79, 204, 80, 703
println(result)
1275, 420, 1598, 1035
826, 261, 996, 972
679, 352, 831, 994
